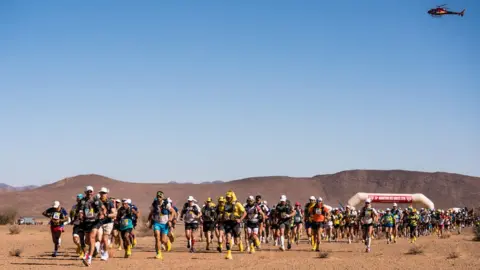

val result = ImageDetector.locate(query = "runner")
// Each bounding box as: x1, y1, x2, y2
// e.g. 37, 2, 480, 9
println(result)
42, 201, 69, 257
304, 196, 316, 247
222, 190, 246, 259
407, 208, 420, 243
180, 196, 202, 253
201, 197, 217, 250
381, 208, 395, 244
128, 199, 140, 248
215, 196, 226, 253
148, 191, 174, 259
111, 199, 123, 250
275, 195, 295, 251
343, 205, 356, 244
292, 202, 303, 245
116, 199, 136, 258
391, 203, 401, 243
75, 185, 105, 266
70, 194, 86, 258
332, 208, 343, 242
359, 198, 378, 252
244, 195, 264, 254
308, 197, 329, 251
166, 197, 178, 246
96, 187, 116, 261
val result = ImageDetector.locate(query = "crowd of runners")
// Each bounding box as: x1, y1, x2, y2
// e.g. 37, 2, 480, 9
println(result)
41, 186, 480, 267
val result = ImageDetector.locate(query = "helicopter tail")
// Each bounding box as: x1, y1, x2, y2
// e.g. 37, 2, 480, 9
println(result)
459, 9, 465, 17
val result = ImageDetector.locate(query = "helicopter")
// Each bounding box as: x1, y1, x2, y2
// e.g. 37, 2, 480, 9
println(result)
427, 4, 465, 17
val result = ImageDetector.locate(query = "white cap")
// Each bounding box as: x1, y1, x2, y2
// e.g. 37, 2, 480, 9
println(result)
53, 201, 60, 208
393, 203, 398, 207
346, 205, 351, 208
248, 195, 254, 201
187, 196, 197, 202
386, 208, 391, 211
99, 187, 109, 193
263, 200, 267, 205
317, 197, 323, 202
309, 196, 316, 200
122, 198, 131, 204
365, 198, 372, 203
280, 195, 287, 202
167, 198, 172, 203
115, 199, 121, 203
85, 186, 94, 192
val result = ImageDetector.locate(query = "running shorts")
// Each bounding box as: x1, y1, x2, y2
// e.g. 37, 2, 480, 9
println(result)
153, 222, 170, 235
203, 221, 215, 233
224, 221, 241, 238
185, 222, 199, 231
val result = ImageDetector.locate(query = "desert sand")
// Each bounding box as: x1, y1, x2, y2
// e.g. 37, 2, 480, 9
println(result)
2, 224, 479, 270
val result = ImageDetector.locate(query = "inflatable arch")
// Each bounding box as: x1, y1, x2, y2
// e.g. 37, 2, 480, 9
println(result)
347, 192, 434, 210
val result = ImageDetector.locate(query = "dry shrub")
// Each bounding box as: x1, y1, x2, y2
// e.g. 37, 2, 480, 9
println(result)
9, 248, 23, 257
473, 224, 480, 241
447, 251, 460, 259
318, 251, 330, 259
440, 233, 451, 239
9, 225, 22, 235
407, 245, 424, 255
0, 208, 17, 225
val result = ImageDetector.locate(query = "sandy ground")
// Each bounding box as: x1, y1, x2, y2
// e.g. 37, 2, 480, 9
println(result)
1, 225, 479, 270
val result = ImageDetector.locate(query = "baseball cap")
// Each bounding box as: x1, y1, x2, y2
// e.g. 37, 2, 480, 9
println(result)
53, 201, 60, 208
85, 186, 94, 192
99, 187, 109, 193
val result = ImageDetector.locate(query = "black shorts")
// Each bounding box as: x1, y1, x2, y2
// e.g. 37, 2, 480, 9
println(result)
279, 220, 291, 229
82, 221, 101, 233
311, 222, 325, 230
271, 223, 279, 230
121, 229, 132, 237
185, 222, 199, 231
203, 221, 215, 232
216, 223, 224, 231
73, 224, 84, 236
246, 221, 259, 229
224, 221, 241, 237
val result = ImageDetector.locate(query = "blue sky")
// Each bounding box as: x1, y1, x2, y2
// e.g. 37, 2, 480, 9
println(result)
1, 0, 479, 186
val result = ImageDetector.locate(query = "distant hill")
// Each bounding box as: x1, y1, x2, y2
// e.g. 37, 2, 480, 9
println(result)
0, 183, 38, 192
0, 170, 478, 217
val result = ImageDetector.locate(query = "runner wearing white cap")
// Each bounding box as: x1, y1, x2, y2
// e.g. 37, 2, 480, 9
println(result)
42, 201, 69, 257
96, 187, 116, 261
116, 198, 137, 258
359, 198, 378, 252
180, 196, 202, 252
274, 195, 295, 251
75, 185, 106, 266
304, 196, 317, 247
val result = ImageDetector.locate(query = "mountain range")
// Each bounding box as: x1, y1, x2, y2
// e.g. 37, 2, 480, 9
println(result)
0, 170, 478, 217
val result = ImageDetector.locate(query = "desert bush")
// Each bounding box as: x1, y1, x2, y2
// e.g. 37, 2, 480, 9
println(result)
9, 225, 22, 235
473, 224, 480, 241
318, 251, 330, 259
440, 233, 451, 239
447, 251, 460, 259
9, 248, 23, 257
407, 245, 424, 255
0, 208, 17, 225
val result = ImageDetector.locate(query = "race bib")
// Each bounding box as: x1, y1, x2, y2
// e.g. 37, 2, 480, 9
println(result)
53, 212, 60, 220
294, 216, 302, 223
85, 208, 95, 218
123, 219, 130, 226
315, 208, 322, 215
